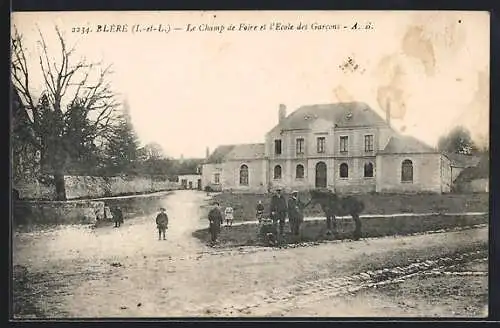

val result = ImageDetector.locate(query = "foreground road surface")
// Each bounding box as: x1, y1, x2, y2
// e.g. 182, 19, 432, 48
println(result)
13, 190, 488, 318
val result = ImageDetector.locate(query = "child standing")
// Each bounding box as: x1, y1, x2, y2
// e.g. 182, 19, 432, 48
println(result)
156, 207, 169, 240
224, 206, 234, 227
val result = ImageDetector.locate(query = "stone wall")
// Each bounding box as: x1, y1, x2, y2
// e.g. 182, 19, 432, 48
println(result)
465, 178, 489, 193
13, 175, 179, 200
13, 200, 105, 226
13, 177, 57, 200
376, 153, 442, 193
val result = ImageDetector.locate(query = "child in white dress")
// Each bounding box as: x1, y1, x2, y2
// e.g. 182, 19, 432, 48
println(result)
224, 206, 234, 227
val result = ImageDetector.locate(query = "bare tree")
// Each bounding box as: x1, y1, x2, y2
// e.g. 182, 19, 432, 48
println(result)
11, 25, 120, 200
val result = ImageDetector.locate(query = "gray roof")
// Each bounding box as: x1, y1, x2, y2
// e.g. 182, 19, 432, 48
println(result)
205, 143, 265, 163
379, 135, 437, 154
205, 145, 236, 164
225, 143, 265, 161
269, 102, 388, 133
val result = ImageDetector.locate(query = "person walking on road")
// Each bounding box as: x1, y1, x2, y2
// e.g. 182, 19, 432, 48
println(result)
208, 202, 223, 244
156, 207, 169, 240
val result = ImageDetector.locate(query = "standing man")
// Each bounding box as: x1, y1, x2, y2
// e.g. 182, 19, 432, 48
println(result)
288, 191, 305, 238
156, 207, 169, 240
208, 201, 223, 244
270, 188, 288, 243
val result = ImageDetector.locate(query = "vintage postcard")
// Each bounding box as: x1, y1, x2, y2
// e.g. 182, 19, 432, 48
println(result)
11, 10, 489, 319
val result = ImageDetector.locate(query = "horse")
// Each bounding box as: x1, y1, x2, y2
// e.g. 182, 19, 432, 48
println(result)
305, 189, 365, 240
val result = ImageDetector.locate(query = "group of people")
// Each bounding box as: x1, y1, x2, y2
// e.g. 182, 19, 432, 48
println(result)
206, 188, 306, 244
269, 188, 306, 243
96, 206, 124, 228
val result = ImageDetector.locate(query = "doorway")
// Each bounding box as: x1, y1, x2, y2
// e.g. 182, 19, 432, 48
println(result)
315, 161, 327, 188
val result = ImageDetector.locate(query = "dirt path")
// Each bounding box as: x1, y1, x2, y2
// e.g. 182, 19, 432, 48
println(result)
13, 190, 488, 318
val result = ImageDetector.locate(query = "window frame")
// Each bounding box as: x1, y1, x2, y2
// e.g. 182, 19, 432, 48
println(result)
296, 138, 305, 155
401, 159, 414, 183
340, 136, 349, 153
364, 162, 374, 178
317, 137, 326, 153
339, 163, 349, 179
364, 134, 374, 152
296, 164, 305, 179
273, 165, 282, 180
239, 164, 249, 186
274, 139, 282, 155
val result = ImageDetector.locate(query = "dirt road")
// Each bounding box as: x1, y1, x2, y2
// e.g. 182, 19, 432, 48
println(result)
13, 190, 488, 318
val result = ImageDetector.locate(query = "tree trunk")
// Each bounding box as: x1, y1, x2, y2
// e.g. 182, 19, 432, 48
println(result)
352, 213, 362, 241
53, 172, 67, 201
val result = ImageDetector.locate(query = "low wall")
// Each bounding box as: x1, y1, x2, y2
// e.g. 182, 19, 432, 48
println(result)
13, 178, 57, 200
13, 175, 180, 200
13, 200, 105, 226
467, 178, 489, 193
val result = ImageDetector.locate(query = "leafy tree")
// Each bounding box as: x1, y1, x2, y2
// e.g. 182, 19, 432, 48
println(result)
437, 126, 479, 155
102, 100, 140, 175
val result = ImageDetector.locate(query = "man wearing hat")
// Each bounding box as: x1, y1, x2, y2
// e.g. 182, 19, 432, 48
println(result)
155, 207, 169, 240
270, 188, 288, 243
288, 190, 305, 237
208, 201, 223, 244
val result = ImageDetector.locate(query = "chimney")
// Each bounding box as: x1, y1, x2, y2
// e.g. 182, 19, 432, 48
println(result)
385, 99, 391, 127
279, 104, 287, 123
205, 147, 210, 159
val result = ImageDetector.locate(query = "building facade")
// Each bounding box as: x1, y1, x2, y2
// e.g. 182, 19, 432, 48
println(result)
202, 102, 466, 194
178, 174, 202, 190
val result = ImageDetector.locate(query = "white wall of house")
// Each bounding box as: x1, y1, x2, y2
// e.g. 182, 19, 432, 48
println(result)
333, 157, 377, 193
177, 174, 202, 189
376, 153, 443, 193
222, 159, 267, 192
201, 163, 223, 191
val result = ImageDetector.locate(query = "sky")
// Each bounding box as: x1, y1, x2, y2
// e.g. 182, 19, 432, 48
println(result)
11, 11, 490, 158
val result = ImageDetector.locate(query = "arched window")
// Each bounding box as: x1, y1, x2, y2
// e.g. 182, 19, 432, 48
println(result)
274, 165, 282, 179
239, 164, 249, 185
364, 162, 374, 178
296, 164, 305, 179
339, 163, 349, 178
401, 159, 413, 182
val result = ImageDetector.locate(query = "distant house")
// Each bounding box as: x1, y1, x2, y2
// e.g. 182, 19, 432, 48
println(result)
202, 143, 266, 193
178, 174, 202, 190
202, 102, 482, 194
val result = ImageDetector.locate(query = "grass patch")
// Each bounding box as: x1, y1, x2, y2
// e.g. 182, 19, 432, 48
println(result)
211, 192, 489, 222
192, 214, 488, 248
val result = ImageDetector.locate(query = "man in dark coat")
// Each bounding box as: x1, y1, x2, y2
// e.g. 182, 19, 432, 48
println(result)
270, 188, 288, 242
288, 191, 305, 237
208, 202, 223, 243
113, 206, 124, 228
156, 207, 169, 240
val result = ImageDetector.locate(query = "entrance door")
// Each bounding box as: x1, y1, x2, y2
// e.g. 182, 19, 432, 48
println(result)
181, 179, 187, 189
197, 179, 202, 190
188, 181, 193, 189
315, 161, 327, 188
